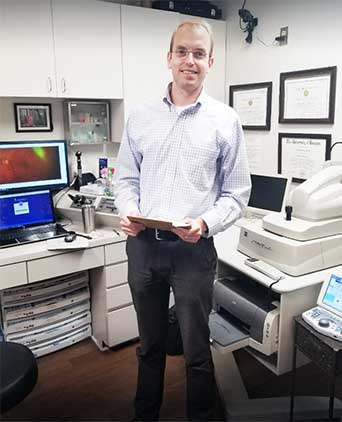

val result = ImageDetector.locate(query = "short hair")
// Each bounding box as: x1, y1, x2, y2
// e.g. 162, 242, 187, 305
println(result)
169, 20, 214, 57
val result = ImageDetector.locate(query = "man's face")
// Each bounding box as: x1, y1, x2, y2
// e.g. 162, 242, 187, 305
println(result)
167, 25, 213, 94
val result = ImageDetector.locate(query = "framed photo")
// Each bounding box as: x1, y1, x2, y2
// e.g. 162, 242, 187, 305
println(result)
14, 103, 53, 132
278, 133, 331, 183
229, 82, 272, 130
279, 66, 337, 124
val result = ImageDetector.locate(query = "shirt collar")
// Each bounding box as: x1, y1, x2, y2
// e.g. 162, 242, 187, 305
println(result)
162, 83, 208, 111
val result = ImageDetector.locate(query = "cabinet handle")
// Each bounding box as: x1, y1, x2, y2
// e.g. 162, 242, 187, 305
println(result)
47, 77, 52, 93
61, 78, 66, 93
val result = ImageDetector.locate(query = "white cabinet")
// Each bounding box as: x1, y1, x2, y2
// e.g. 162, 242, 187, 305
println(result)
0, 0, 123, 99
121, 5, 179, 116
0, 0, 56, 97
90, 241, 138, 350
52, 0, 123, 99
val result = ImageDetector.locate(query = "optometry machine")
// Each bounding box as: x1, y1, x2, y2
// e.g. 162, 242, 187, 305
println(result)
238, 164, 342, 276
55, 189, 120, 228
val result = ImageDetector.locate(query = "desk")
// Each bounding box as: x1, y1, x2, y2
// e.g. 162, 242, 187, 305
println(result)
291, 316, 342, 421
0, 226, 139, 351
212, 225, 341, 421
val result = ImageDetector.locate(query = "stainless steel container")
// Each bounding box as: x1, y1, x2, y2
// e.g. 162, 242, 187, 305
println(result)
81, 204, 96, 233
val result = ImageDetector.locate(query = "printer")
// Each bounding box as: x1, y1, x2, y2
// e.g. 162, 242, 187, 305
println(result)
237, 165, 342, 276
209, 275, 279, 356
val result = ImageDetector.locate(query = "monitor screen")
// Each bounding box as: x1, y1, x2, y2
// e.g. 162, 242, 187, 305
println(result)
246, 174, 290, 218
0, 190, 54, 230
0, 140, 69, 193
322, 274, 342, 315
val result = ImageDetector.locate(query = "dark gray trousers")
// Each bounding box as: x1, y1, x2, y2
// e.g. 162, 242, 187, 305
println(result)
126, 231, 217, 421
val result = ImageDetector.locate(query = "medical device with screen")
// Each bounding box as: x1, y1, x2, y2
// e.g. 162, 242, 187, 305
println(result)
246, 174, 291, 218
320, 274, 342, 316
0, 140, 69, 192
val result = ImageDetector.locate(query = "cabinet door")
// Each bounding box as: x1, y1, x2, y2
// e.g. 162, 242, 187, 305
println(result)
52, 0, 123, 99
0, 0, 56, 97
121, 5, 179, 117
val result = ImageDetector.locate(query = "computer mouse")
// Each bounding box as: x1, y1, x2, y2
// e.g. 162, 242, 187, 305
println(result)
64, 233, 77, 243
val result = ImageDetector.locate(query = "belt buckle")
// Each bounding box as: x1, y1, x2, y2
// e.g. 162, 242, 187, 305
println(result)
155, 229, 163, 241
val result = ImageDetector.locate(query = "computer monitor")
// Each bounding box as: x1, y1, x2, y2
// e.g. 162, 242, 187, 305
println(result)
246, 173, 291, 219
0, 140, 69, 193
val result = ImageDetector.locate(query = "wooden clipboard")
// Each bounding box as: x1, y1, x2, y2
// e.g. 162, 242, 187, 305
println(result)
127, 216, 190, 231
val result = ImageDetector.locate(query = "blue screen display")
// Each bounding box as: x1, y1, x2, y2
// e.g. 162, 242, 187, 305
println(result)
323, 274, 342, 313
0, 190, 54, 230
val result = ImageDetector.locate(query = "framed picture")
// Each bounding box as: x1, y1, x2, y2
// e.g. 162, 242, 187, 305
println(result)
278, 133, 331, 183
14, 103, 53, 132
279, 66, 337, 124
229, 82, 272, 130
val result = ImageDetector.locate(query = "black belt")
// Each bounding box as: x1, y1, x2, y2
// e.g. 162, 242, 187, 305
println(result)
141, 228, 179, 242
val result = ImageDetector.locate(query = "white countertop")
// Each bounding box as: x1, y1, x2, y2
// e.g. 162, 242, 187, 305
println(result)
0, 225, 126, 267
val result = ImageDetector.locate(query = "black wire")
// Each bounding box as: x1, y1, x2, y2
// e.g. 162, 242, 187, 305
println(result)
239, 0, 247, 30
267, 278, 282, 312
329, 142, 342, 154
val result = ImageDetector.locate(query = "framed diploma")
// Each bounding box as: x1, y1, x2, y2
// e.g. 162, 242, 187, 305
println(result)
278, 133, 331, 183
279, 66, 337, 124
229, 82, 272, 130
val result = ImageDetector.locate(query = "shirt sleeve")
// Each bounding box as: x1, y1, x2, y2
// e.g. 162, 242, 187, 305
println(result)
200, 114, 251, 237
113, 114, 142, 217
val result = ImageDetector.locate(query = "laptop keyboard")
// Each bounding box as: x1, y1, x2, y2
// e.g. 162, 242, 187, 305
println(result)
0, 223, 67, 247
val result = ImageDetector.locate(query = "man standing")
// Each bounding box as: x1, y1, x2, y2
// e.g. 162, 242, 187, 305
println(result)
114, 20, 251, 421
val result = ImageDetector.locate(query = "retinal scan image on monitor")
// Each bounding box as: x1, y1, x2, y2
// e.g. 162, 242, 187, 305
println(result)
0, 141, 69, 192
0, 146, 61, 183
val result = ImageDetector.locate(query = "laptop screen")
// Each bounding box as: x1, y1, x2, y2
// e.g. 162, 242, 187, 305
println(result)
0, 190, 54, 230
321, 274, 342, 315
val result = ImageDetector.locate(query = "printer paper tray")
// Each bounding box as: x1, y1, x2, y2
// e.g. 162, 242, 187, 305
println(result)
209, 311, 250, 354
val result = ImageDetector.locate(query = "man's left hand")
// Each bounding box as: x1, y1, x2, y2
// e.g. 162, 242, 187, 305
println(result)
172, 218, 207, 243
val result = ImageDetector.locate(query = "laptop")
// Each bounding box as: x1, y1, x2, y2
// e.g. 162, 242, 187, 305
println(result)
0, 189, 67, 248
302, 272, 342, 341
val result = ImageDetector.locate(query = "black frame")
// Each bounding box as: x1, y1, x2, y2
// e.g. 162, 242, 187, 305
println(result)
279, 66, 337, 124
14, 103, 53, 132
278, 133, 331, 183
229, 81, 272, 130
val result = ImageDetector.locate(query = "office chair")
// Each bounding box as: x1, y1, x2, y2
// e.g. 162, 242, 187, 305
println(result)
0, 341, 38, 413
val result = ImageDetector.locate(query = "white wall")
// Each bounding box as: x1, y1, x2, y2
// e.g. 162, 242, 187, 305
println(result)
225, 0, 342, 175
0, 97, 120, 178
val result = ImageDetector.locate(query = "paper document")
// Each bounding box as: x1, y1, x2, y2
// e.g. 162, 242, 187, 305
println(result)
127, 216, 190, 231
46, 237, 89, 250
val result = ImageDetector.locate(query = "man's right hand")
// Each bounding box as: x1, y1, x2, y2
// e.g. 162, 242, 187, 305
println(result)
120, 213, 145, 237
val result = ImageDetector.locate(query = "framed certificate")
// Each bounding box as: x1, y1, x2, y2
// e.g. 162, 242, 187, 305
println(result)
229, 82, 272, 130
278, 133, 331, 183
279, 66, 337, 124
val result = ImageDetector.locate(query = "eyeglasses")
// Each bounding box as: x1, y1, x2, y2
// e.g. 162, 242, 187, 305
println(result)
172, 48, 208, 60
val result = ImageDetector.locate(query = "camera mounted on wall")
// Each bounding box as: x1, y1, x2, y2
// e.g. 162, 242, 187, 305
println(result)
238, 1, 258, 44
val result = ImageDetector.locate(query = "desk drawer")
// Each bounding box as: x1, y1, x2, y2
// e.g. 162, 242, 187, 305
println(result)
105, 262, 128, 288
105, 242, 127, 265
106, 284, 132, 310
107, 305, 138, 347
0, 263, 27, 290
27, 247, 104, 283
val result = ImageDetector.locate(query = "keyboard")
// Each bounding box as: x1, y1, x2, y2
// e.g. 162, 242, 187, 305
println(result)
0, 224, 67, 248
302, 306, 342, 341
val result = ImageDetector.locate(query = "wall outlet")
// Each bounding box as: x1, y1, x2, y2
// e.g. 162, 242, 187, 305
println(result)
277, 26, 288, 45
